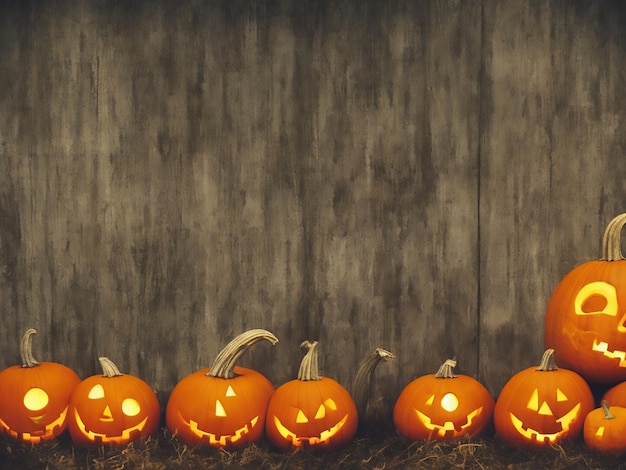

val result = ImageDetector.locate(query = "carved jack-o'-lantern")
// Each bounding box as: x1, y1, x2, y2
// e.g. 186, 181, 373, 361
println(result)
166, 329, 278, 448
67, 357, 160, 446
494, 349, 594, 449
265, 341, 358, 451
393, 358, 494, 441
545, 213, 626, 384
0, 329, 81, 444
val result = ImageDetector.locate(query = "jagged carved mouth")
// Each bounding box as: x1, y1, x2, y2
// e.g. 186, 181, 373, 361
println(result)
178, 412, 259, 447
73, 409, 148, 445
415, 406, 484, 438
509, 403, 581, 443
0, 406, 69, 443
592, 340, 626, 367
272, 414, 349, 447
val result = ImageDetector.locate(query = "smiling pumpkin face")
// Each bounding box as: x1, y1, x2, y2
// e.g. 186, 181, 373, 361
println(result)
67, 357, 160, 447
0, 329, 81, 444
266, 376, 358, 450
165, 366, 274, 448
265, 341, 358, 452
545, 213, 626, 384
393, 360, 495, 441
494, 349, 595, 449
0, 362, 81, 443
165, 329, 279, 449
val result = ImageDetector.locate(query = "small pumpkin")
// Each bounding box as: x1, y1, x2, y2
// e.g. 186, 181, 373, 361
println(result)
166, 329, 278, 448
393, 358, 494, 441
545, 213, 626, 384
265, 340, 358, 451
67, 357, 160, 446
494, 349, 594, 449
0, 328, 80, 444
583, 400, 626, 455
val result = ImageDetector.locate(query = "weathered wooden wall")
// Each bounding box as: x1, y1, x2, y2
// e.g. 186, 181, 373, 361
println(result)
1, 0, 625, 426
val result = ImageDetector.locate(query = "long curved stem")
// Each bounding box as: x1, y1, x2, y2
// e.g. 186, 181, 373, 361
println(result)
601, 213, 626, 261
207, 329, 278, 379
99, 357, 124, 377
298, 340, 321, 381
20, 328, 40, 368
353, 348, 395, 418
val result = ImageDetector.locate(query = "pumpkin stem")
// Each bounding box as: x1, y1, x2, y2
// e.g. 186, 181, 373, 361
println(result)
601, 400, 616, 420
99, 357, 124, 377
536, 349, 559, 371
298, 340, 321, 381
352, 348, 395, 418
601, 213, 626, 261
20, 328, 40, 368
435, 358, 458, 378
207, 329, 279, 379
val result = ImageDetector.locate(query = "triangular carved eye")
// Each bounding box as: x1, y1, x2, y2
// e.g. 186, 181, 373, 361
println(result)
557, 389, 568, 402
527, 389, 539, 411
324, 398, 337, 411
296, 410, 308, 423
425, 394, 435, 406
226, 385, 236, 397
315, 404, 326, 419
216, 399, 227, 417
89, 384, 105, 399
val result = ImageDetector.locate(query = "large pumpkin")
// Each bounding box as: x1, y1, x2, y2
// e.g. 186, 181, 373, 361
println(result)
494, 349, 594, 449
0, 329, 80, 444
67, 357, 160, 446
166, 329, 278, 448
393, 358, 494, 441
545, 213, 626, 384
265, 340, 358, 451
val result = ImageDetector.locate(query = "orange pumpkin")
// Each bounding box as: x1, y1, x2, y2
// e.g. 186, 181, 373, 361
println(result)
265, 341, 358, 451
166, 329, 278, 448
601, 380, 626, 407
393, 358, 494, 441
494, 349, 594, 449
545, 213, 626, 384
67, 357, 160, 446
584, 401, 626, 455
0, 329, 80, 444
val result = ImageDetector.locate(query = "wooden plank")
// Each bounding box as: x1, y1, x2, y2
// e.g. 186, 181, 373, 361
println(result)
479, 0, 626, 395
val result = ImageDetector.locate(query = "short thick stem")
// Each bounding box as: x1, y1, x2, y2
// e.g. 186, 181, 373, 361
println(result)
435, 358, 457, 378
536, 349, 559, 371
99, 357, 124, 377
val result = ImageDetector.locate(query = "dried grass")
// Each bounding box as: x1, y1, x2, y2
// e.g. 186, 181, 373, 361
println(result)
1, 428, 624, 470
